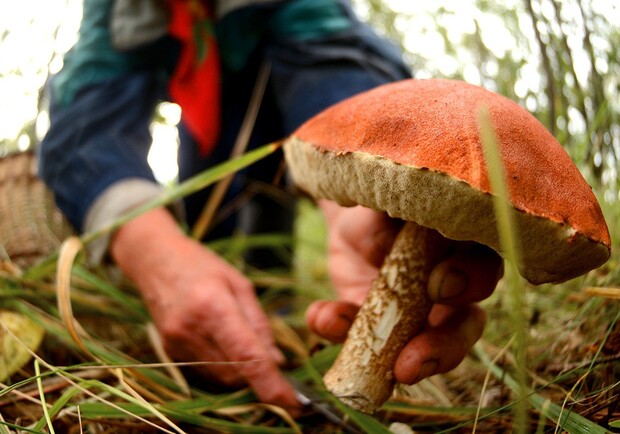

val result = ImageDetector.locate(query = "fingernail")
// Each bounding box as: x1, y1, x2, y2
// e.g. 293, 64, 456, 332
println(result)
438, 268, 468, 300
414, 359, 438, 383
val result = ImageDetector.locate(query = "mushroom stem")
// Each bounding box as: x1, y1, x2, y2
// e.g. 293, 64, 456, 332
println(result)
323, 220, 450, 413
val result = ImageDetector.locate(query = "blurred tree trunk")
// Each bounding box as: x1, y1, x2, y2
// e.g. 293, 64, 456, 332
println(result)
523, 0, 557, 136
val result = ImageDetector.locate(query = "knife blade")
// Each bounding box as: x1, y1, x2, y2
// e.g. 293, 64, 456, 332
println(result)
288, 377, 366, 434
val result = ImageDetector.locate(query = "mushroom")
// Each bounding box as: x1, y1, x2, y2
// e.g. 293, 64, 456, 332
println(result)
283, 78, 611, 413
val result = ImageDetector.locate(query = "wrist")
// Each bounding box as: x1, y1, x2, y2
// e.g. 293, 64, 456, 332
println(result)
110, 207, 187, 274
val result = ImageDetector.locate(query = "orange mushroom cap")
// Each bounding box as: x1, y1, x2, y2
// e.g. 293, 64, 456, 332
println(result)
284, 78, 611, 284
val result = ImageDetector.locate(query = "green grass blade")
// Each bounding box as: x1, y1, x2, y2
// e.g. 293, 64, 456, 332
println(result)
332, 401, 392, 434
70, 265, 149, 321
479, 107, 529, 433
33, 385, 83, 431
11, 301, 301, 432
76, 401, 295, 433
53, 377, 182, 433
81, 142, 281, 245
208, 233, 293, 263
24, 142, 280, 279
34, 359, 56, 434
288, 345, 340, 383
382, 401, 506, 416
559, 306, 620, 427
0, 421, 45, 434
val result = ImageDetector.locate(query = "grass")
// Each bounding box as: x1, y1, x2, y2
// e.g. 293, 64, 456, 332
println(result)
0, 142, 619, 433
479, 107, 529, 434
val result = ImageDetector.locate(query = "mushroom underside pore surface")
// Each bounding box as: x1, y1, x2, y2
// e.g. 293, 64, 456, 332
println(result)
284, 140, 609, 285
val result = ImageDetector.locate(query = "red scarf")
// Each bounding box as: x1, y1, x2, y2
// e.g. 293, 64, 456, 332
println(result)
167, 0, 221, 156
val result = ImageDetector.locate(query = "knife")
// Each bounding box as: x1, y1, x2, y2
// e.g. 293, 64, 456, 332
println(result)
289, 377, 366, 434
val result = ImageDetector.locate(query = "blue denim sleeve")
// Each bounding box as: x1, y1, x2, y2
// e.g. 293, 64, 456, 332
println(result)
38, 72, 161, 231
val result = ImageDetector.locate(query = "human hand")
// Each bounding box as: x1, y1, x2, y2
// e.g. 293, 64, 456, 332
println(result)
306, 201, 503, 384
110, 208, 299, 411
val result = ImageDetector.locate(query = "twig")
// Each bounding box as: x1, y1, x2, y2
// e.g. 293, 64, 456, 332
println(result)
192, 60, 272, 239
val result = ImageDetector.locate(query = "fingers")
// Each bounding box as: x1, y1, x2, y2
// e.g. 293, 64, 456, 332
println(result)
195, 250, 286, 366
328, 252, 378, 305
212, 300, 299, 408
150, 265, 297, 408
306, 300, 359, 343
428, 243, 503, 304
323, 201, 502, 308
394, 304, 486, 384
306, 301, 487, 386
196, 289, 300, 410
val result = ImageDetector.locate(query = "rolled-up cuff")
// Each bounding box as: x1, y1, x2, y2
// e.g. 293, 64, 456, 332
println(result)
83, 178, 165, 264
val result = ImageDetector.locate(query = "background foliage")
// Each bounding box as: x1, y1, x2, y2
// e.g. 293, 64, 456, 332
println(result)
355, 0, 619, 199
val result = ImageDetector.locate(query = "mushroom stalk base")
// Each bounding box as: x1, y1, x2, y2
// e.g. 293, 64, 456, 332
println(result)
323, 221, 449, 414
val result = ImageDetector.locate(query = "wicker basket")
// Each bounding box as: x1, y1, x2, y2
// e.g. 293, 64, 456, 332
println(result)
0, 151, 74, 268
